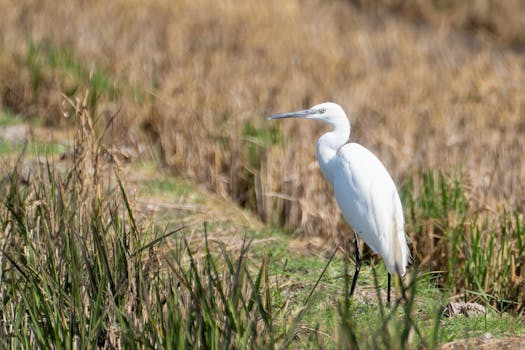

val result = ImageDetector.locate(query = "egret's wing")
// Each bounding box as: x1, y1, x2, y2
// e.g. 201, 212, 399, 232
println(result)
331, 143, 409, 274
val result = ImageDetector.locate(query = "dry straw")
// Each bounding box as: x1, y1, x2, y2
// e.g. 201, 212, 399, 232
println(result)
0, 1, 524, 303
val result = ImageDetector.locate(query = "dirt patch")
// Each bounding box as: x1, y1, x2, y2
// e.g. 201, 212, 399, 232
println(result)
441, 335, 525, 350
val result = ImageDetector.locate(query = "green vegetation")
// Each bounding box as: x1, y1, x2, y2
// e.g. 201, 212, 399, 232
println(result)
1, 0, 525, 346
1, 148, 520, 348
240, 120, 281, 210
0, 109, 21, 126
0, 139, 69, 156
0, 94, 522, 348
141, 177, 204, 203
26, 42, 118, 102
401, 171, 525, 311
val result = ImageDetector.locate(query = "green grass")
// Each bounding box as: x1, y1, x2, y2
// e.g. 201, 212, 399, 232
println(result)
0, 107, 70, 156
0, 74, 523, 347
0, 141, 524, 348
0, 109, 21, 126
0, 139, 69, 156
0, 156, 286, 347
141, 177, 204, 203
22, 42, 154, 116
26, 42, 119, 101
400, 169, 524, 311
247, 226, 525, 347
0, 98, 523, 347
440, 312, 525, 343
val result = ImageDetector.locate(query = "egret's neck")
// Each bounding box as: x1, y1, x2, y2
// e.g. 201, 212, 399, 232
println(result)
317, 119, 350, 183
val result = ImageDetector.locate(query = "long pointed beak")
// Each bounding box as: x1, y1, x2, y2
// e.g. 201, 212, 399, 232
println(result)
266, 109, 317, 120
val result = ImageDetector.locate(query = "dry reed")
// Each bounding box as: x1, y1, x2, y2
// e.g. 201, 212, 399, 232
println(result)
1, 0, 524, 284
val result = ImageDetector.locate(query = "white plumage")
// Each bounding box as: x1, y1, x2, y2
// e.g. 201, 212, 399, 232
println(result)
268, 102, 410, 302
332, 143, 410, 276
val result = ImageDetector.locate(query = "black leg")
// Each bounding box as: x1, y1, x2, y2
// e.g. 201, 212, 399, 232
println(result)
349, 232, 361, 297
387, 273, 391, 306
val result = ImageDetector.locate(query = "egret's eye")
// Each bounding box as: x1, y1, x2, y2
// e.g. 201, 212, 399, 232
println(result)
318, 108, 326, 114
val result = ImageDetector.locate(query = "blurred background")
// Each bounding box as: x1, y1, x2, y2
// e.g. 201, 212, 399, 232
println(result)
1, 0, 524, 301
3, 3, 525, 347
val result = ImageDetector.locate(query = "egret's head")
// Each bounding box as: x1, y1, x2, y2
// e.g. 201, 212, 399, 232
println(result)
267, 102, 348, 128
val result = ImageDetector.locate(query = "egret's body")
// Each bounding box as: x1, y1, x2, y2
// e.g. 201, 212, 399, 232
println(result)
268, 102, 410, 302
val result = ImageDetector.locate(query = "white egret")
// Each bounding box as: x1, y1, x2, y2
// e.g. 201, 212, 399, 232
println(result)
267, 102, 411, 303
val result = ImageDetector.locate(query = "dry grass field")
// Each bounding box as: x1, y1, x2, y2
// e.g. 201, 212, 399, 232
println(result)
2, 0, 523, 219
1, 1, 524, 346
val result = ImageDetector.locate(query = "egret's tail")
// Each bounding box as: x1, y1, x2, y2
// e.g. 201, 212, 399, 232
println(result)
390, 229, 411, 276
388, 191, 411, 277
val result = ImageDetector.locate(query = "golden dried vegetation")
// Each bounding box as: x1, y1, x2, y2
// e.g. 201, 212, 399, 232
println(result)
1, 0, 524, 307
